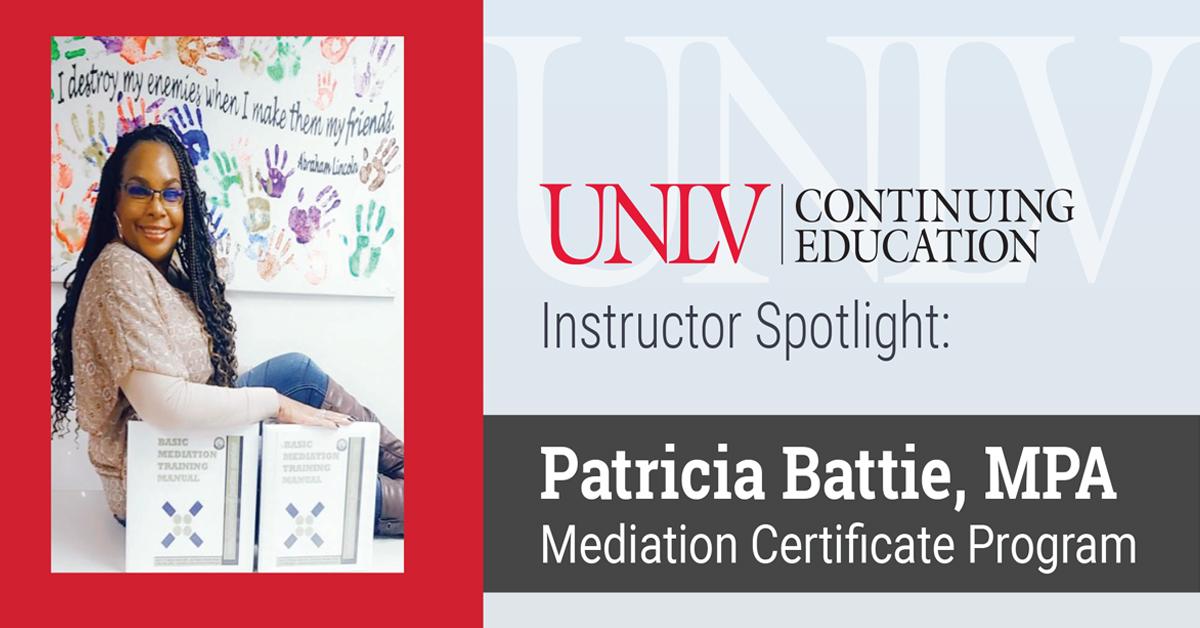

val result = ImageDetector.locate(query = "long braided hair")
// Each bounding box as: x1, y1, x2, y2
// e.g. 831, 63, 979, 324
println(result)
51, 124, 238, 438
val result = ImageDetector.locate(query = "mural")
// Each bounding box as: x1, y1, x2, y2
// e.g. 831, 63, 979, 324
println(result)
51, 36, 403, 296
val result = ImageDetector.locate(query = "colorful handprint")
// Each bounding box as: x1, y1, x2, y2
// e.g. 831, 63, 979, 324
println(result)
205, 191, 229, 242
213, 234, 239, 284
116, 96, 165, 137
51, 124, 74, 192
353, 37, 399, 101
341, 200, 394, 278
71, 106, 112, 169
176, 36, 237, 76
288, 185, 341, 244
230, 154, 272, 261
52, 191, 92, 255
93, 36, 161, 64
202, 150, 242, 211
267, 37, 310, 82
257, 144, 294, 198
236, 37, 275, 76
359, 137, 400, 192
303, 244, 329, 285
257, 228, 295, 281
243, 197, 272, 263
230, 136, 253, 167
314, 71, 336, 111
238, 162, 271, 230
166, 104, 210, 165
320, 37, 356, 64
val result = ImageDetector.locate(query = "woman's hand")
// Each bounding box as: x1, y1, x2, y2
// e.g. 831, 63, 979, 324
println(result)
275, 393, 353, 429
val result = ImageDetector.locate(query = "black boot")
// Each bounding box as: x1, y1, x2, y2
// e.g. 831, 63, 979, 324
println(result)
376, 474, 404, 537
322, 377, 405, 479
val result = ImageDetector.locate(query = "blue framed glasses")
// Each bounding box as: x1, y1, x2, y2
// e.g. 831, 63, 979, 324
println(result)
122, 181, 185, 205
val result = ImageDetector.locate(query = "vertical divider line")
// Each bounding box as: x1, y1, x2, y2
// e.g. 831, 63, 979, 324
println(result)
779, 183, 784, 265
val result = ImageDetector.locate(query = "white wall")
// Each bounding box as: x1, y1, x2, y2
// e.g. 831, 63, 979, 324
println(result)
51, 284, 404, 491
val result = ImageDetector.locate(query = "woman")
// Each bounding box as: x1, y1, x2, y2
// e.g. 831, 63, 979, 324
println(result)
50, 124, 404, 537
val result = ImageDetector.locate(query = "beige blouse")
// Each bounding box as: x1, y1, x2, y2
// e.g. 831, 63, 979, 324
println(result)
73, 241, 215, 519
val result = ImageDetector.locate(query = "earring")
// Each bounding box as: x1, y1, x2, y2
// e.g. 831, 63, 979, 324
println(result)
115, 213, 124, 240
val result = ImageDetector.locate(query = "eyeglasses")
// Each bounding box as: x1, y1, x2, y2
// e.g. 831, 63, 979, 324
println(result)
122, 181, 185, 205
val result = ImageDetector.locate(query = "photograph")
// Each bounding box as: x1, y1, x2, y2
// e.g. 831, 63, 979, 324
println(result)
49, 35, 404, 572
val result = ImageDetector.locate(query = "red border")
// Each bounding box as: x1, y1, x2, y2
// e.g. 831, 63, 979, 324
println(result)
19, 5, 481, 625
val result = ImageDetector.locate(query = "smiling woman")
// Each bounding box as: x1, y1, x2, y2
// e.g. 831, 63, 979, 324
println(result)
49, 124, 404, 537
115, 141, 187, 266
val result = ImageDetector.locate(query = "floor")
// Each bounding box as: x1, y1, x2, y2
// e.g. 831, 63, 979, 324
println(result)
51, 490, 404, 572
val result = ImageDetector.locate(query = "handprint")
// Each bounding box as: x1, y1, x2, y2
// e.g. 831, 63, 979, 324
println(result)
320, 37, 356, 64
201, 152, 243, 244
50, 182, 97, 268
205, 189, 229, 242
314, 71, 336, 111
236, 37, 275, 76
176, 36, 237, 76
52, 191, 92, 255
214, 150, 242, 194
257, 228, 295, 281
213, 234, 239, 284
93, 36, 161, 64
288, 185, 341, 244
202, 150, 242, 209
236, 158, 271, 229
266, 37, 310, 82
245, 197, 271, 230
71, 106, 112, 169
256, 144, 294, 198
341, 200, 394, 278
243, 197, 272, 262
358, 137, 400, 192
51, 36, 88, 62
244, 234, 268, 263
230, 136, 254, 168
231, 155, 271, 261
166, 104, 210, 165
116, 95, 165, 137
51, 124, 74, 192
353, 37, 399, 100
303, 244, 329, 285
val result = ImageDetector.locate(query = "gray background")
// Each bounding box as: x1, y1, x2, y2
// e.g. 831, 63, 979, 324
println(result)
485, 416, 1200, 592
485, 0, 1200, 623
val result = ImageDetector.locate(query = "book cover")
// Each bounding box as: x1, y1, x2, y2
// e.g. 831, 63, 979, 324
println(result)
125, 421, 259, 572
258, 422, 380, 572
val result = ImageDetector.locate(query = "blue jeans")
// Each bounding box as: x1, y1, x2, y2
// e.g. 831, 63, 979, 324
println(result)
237, 351, 329, 407
237, 353, 384, 526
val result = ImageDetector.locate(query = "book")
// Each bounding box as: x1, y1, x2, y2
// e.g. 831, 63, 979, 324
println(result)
257, 422, 380, 572
125, 421, 259, 572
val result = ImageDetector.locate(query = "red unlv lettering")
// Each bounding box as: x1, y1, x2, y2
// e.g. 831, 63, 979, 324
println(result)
543, 183, 769, 265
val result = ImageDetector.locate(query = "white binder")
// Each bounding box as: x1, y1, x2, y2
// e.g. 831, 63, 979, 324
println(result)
125, 421, 259, 572
257, 422, 379, 571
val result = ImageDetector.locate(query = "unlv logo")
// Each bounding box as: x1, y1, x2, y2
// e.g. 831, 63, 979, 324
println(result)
543, 183, 770, 265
